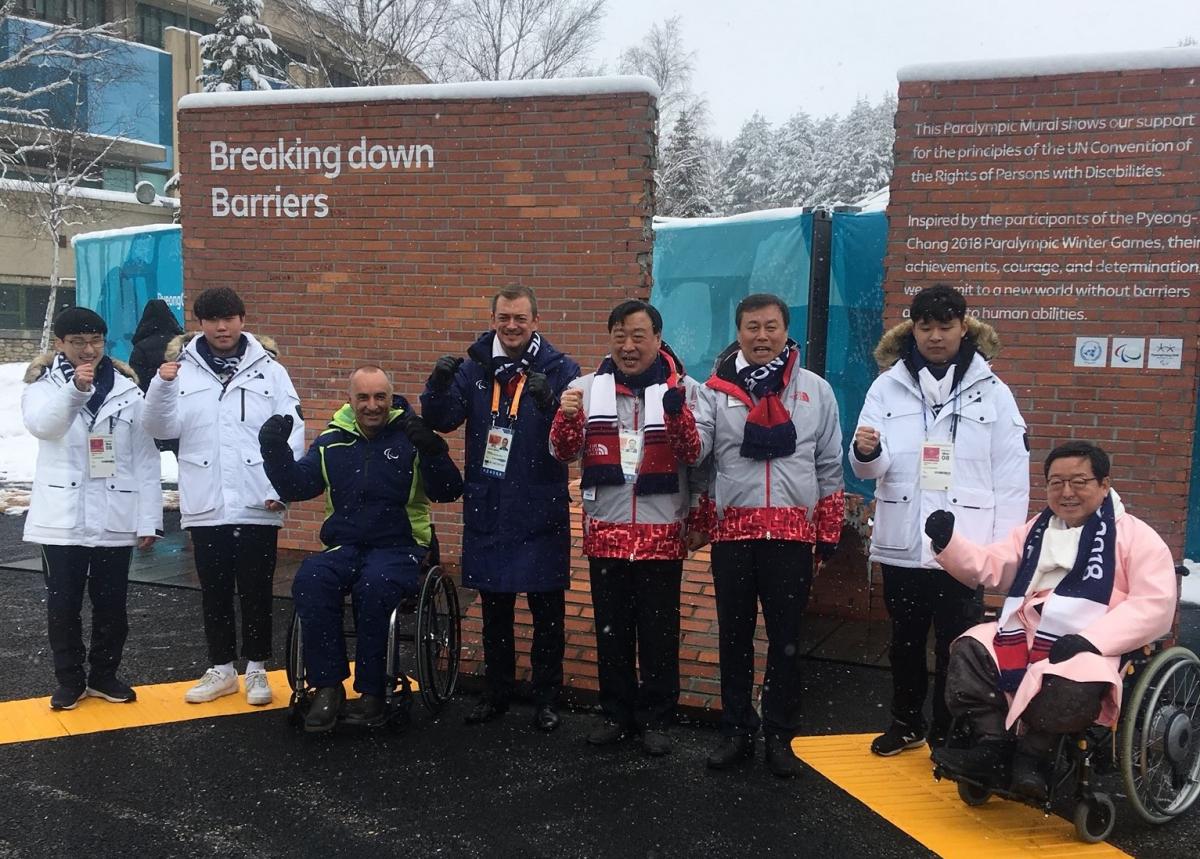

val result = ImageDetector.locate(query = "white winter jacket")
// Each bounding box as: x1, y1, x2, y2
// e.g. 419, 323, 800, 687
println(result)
22, 354, 162, 547
850, 319, 1030, 569
142, 331, 304, 528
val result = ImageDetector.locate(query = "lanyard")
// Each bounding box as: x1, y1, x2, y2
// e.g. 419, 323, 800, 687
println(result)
919, 384, 961, 443
490, 374, 527, 424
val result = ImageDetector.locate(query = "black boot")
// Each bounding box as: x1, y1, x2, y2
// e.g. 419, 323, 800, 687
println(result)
1010, 749, 1049, 801
532, 703, 561, 733
933, 738, 1012, 785
343, 694, 387, 728
706, 735, 754, 770
765, 734, 804, 778
464, 697, 508, 725
304, 686, 345, 733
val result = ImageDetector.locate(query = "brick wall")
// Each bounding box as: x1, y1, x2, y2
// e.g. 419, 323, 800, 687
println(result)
888, 62, 1200, 555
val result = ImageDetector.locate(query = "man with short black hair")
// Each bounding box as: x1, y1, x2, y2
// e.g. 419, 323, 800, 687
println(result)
851, 283, 1030, 758
927, 442, 1176, 800
421, 285, 579, 731
23, 307, 162, 709
143, 286, 305, 706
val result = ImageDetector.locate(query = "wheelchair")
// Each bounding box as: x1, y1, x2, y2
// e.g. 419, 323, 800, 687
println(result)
283, 536, 462, 731
934, 567, 1200, 843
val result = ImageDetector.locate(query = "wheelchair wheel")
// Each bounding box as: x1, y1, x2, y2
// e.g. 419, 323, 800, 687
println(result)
957, 781, 991, 807
1119, 646, 1200, 823
415, 565, 461, 713
1073, 792, 1116, 843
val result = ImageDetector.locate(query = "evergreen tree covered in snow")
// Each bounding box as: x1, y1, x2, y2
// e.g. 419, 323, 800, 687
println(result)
658, 108, 713, 217
199, 0, 279, 92
722, 112, 777, 214
773, 111, 816, 208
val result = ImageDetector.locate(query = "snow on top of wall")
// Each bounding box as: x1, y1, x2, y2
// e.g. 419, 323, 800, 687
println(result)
854, 186, 889, 213
71, 223, 181, 246
0, 177, 178, 209
179, 75, 660, 110
899, 46, 1200, 82
654, 207, 812, 231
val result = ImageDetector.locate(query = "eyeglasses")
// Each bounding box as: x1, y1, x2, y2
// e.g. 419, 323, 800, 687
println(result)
1046, 476, 1100, 491
63, 336, 104, 349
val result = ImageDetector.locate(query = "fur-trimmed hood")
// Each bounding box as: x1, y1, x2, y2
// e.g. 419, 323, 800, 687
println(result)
24, 352, 140, 387
165, 331, 280, 362
872, 316, 1000, 371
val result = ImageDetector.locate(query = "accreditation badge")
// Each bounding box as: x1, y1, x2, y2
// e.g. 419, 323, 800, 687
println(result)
88, 433, 117, 479
619, 430, 642, 483
919, 441, 953, 492
481, 426, 515, 479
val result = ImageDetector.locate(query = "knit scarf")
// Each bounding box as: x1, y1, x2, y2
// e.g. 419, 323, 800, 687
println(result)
196, 334, 248, 385
57, 353, 114, 419
491, 331, 542, 386
581, 350, 681, 496
993, 492, 1117, 693
707, 341, 798, 461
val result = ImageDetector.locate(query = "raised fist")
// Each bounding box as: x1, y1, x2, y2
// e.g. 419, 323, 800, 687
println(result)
427, 355, 463, 392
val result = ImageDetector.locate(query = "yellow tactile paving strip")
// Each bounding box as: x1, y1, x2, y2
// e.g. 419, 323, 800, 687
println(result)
0, 669, 365, 745
791, 734, 1130, 858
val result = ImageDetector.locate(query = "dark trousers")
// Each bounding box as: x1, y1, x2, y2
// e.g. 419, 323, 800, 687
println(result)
710, 540, 812, 739
41, 544, 133, 687
479, 589, 565, 706
947, 637, 1107, 752
190, 524, 279, 665
292, 545, 424, 697
881, 563, 981, 732
588, 558, 682, 730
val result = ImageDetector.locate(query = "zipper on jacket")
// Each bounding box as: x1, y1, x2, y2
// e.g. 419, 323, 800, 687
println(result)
630, 399, 639, 527
241, 389, 246, 421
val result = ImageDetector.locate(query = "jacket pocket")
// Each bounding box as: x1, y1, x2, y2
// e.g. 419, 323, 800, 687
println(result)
870, 482, 918, 551
946, 485, 996, 544
176, 450, 219, 516
238, 452, 275, 510
103, 477, 138, 533
462, 481, 496, 534
29, 468, 82, 529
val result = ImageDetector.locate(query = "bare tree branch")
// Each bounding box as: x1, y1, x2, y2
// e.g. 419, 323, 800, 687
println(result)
441, 0, 604, 81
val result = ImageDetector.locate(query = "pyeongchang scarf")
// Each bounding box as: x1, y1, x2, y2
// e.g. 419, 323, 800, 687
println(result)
491, 331, 542, 386
707, 341, 799, 461
196, 334, 248, 386
581, 350, 681, 496
993, 492, 1117, 693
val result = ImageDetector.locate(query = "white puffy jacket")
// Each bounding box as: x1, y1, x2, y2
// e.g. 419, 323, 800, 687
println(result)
850, 319, 1030, 569
22, 354, 162, 547
142, 331, 304, 528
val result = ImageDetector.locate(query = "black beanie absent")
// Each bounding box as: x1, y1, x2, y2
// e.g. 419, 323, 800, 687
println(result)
52, 307, 107, 339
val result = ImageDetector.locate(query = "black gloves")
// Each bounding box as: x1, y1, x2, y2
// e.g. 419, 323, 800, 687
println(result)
924, 510, 955, 554
428, 355, 463, 392
1048, 634, 1100, 664
258, 414, 294, 455
525, 371, 557, 412
399, 411, 448, 458
662, 385, 686, 416
816, 541, 838, 562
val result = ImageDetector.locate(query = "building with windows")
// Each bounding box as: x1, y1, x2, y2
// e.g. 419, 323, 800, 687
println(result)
0, 0, 426, 359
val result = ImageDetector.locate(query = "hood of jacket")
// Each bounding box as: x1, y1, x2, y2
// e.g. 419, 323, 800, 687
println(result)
24, 352, 140, 387
873, 316, 1000, 371
132, 299, 183, 344
164, 331, 280, 362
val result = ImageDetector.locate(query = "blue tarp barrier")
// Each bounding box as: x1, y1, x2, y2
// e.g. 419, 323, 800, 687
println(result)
651, 208, 887, 498
73, 225, 184, 362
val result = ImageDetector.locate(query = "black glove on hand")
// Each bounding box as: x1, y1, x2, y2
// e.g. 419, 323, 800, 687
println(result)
400, 411, 448, 458
662, 385, 686, 417
428, 355, 463, 392
525, 371, 557, 413
816, 541, 838, 562
924, 510, 955, 553
258, 414, 294, 456
1048, 634, 1100, 664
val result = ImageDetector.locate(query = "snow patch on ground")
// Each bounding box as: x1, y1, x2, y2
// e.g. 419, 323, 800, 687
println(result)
1182, 560, 1200, 606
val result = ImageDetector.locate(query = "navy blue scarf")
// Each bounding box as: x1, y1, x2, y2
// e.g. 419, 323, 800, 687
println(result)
196, 334, 248, 385
57, 353, 114, 419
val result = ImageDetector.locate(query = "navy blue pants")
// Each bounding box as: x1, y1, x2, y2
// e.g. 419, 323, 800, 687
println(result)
292, 545, 425, 697
41, 544, 133, 688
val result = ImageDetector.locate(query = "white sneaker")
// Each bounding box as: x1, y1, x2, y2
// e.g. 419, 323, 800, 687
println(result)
184, 668, 239, 704
244, 670, 273, 706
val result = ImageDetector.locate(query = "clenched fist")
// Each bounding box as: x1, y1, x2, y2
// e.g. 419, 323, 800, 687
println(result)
853, 425, 880, 457
559, 387, 584, 419
158, 361, 181, 382
72, 360, 95, 392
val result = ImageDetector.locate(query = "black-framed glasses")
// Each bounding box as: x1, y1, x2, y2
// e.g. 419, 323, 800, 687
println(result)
1046, 476, 1100, 491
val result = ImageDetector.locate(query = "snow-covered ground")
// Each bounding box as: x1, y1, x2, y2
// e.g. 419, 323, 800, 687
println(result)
0, 362, 177, 511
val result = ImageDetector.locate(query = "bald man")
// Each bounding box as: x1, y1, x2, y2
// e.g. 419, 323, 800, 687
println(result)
259, 366, 463, 732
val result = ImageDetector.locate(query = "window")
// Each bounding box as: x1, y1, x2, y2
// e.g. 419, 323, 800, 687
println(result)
13, 0, 106, 26
0, 284, 77, 331
135, 3, 215, 49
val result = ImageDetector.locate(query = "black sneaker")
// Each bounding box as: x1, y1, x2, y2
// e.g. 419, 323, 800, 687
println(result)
86, 676, 137, 703
587, 720, 631, 746
49, 684, 87, 711
870, 721, 927, 756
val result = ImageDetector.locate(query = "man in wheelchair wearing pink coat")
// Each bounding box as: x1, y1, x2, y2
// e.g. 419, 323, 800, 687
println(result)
924, 440, 1178, 801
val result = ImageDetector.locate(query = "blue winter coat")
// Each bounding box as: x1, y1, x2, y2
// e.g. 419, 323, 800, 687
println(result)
262, 396, 463, 551
421, 333, 580, 592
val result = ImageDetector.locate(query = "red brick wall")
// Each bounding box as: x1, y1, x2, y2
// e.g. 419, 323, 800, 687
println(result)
888, 64, 1200, 554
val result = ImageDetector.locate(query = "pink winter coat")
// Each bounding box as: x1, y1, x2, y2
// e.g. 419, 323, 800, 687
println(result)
935, 502, 1177, 728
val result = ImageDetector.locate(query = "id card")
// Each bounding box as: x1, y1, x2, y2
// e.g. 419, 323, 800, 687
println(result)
88, 433, 116, 478
481, 426, 515, 479
619, 430, 642, 483
920, 441, 953, 491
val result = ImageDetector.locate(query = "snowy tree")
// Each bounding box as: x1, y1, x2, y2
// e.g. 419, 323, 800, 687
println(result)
807, 97, 894, 206
441, 0, 604, 81
198, 0, 280, 92
773, 111, 816, 208
658, 108, 713, 217
618, 16, 696, 134
277, 0, 451, 86
721, 112, 777, 214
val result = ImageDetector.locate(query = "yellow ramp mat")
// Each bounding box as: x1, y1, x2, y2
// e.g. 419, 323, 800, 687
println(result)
0, 669, 377, 745
791, 734, 1129, 859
